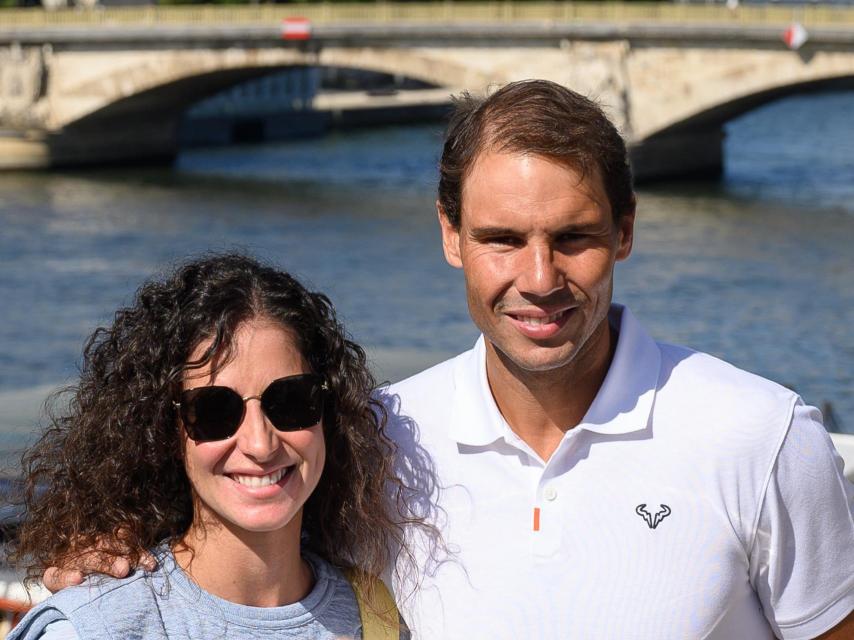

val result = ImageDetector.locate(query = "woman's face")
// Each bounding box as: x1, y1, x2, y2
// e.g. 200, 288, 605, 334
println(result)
181, 318, 325, 536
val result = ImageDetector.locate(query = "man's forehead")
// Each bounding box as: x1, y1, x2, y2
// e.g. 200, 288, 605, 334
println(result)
468, 145, 592, 176
460, 150, 610, 226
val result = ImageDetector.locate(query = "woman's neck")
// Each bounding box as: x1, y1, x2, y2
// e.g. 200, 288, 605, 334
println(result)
173, 515, 313, 608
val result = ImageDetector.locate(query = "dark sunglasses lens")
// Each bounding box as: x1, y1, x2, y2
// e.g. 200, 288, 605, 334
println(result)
180, 386, 245, 442
262, 375, 324, 431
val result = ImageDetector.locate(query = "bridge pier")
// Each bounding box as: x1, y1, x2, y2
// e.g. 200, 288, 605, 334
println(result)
0, 133, 49, 170
0, 117, 180, 170
630, 128, 725, 182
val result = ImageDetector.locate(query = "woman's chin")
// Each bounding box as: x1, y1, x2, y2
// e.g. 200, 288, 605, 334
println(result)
192, 501, 305, 538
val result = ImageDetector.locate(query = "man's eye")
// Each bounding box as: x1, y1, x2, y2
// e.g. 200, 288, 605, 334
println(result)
557, 233, 583, 243
488, 236, 522, 247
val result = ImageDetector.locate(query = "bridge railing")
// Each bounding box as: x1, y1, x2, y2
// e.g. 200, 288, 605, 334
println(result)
1, 2, 854, 28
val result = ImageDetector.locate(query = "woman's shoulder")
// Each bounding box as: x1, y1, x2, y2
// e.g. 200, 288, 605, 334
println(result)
26, 620, 79, 640
321, 557, 410, 640
11, 555, 404, 640
9, 567, 166, 640
7, 605, 71, 640
288, 554, 364, 635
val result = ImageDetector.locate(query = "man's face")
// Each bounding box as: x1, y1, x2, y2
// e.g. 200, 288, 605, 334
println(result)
439, 151, 634, 375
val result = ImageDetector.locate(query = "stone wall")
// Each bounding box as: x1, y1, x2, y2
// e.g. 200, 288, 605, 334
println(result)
0, 45, 48, 129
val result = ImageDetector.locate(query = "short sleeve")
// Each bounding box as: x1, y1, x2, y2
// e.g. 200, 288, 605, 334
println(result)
749, 401, 854, 639
34, 620, 79, 640
7, 607, 77, 640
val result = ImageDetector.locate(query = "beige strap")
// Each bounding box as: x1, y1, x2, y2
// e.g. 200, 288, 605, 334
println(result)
344, 569, 400, 640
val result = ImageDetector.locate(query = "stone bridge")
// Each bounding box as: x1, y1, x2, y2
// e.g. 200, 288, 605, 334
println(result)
2, 3, 854, 178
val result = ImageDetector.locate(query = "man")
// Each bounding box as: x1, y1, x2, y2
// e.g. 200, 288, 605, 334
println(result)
45, 80, 853, 639
377, 80, 853, 639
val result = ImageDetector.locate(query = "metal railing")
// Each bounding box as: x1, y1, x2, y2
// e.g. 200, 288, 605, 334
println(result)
1, 2, 853, 28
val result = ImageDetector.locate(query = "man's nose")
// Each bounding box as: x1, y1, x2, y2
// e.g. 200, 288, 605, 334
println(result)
235, 399, 280, 462
516, 243, 565, 297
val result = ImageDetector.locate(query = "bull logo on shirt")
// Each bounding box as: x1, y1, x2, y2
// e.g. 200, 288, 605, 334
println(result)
635, 503, 671, 529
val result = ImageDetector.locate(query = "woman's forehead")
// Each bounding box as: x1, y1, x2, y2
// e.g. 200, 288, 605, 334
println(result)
184, 320, 308, 388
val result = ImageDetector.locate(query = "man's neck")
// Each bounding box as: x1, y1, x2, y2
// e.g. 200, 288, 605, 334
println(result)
485, 319, 617, 462
174, 514, 312, 607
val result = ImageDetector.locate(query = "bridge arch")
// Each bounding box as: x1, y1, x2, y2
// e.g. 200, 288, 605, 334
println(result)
628, 44, 854, 142
42, 47, 471, 165
48, 47, 472, 131
622, 45, 854, 179
643, 74, 854, 141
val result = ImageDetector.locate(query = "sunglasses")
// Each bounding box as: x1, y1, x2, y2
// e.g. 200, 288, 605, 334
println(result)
175, 373, 328, 442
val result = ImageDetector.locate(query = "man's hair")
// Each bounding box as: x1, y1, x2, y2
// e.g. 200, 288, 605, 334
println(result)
438, 79, 634, 228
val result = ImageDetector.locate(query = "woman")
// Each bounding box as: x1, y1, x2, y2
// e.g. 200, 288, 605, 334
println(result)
10, 253, 418, 639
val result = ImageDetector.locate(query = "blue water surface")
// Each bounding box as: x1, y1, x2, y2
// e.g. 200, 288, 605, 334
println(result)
0, 92, 851, 461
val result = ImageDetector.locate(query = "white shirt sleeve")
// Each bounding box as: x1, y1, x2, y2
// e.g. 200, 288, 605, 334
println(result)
34, 620, 79, 640
750, 401, 854, 640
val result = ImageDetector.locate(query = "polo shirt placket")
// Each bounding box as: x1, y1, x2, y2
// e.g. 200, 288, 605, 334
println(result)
530, 435, 581, 560
446, 307, 660, 562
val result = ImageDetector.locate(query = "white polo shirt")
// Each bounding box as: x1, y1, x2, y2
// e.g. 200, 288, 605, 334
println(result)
381, 305, 854, 640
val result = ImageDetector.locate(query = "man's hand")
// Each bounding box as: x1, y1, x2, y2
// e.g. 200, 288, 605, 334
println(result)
42, 549, 157, 593
42, 567, 85, 592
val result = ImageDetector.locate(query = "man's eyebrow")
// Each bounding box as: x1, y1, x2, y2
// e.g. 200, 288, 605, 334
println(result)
468, 226, 520, 240
552, 221, 607, 235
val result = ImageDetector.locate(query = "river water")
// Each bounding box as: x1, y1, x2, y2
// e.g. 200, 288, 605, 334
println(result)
0, 91, 852, 469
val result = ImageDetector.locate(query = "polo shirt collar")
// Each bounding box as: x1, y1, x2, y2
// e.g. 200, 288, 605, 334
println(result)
447, 335, 511, 446
578, 304, 660, 435
447, 304, 660, 446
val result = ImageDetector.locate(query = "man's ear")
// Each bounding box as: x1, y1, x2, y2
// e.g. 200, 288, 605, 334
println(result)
615, 196, 636, 262
437, 201, 463, 268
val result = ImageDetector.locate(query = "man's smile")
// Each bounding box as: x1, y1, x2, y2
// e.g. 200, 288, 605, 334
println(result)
504, 307, 575, 339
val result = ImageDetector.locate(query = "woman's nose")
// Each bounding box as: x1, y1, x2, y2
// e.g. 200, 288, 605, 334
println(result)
235, 399, 280, 462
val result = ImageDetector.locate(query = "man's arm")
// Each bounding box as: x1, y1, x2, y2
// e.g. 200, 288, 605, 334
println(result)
750, 402, 854, 639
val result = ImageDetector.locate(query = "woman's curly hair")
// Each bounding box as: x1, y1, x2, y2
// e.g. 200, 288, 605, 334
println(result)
12, 253, 418, 590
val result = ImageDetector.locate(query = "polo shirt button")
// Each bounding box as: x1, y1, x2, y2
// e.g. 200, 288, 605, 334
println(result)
544, 486, 558, 501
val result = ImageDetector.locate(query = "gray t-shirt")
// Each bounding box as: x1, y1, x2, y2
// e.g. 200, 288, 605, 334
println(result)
9, 552, 365, 640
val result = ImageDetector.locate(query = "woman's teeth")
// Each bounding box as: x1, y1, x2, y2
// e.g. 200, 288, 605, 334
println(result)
231, 467, 289, 488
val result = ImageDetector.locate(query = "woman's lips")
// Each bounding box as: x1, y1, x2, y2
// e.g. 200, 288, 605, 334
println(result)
226, 466, 295, 497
